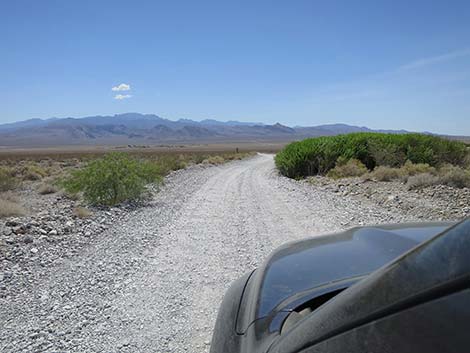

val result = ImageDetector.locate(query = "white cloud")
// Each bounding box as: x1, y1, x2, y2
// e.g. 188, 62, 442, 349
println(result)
398, 48, 470, 71
111, 83, 131, 91
114, 94, 132, 100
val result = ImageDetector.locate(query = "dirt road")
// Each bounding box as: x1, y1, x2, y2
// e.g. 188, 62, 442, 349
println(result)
1, 154, 418, 352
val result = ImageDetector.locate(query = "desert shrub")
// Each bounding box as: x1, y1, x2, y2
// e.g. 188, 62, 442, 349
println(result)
327, 158, 368, 179
74, 206, 92, 218
46, 164, 65, 177
192, 154, 208, 164
223, 154, 240, 161
438, 165, 470, 188
400, 160, 436, 177
222, 152, 254, 161
406, 165, 470, 189
0, 193, 25, 218
62, 190, 81, 201
203, 156, 225, 165
368, 161, 441, 182
61, 153, 162, 206
38, 183, 58, 195
153, 156, 187, 175
464, 151, 470, 167
275, 133, 468, 178
0, 167, 19, 191
21, 164, 49, 181
407, 173, 439, 190
368, 166, 402, 181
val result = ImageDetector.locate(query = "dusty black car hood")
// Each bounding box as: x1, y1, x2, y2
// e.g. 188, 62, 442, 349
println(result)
237, 222, 454, 335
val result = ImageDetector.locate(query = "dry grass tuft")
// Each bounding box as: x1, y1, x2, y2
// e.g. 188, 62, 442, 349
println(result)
367, 161, 437, 182
367, 166, 402, 181
62, 190, 81, 201
38, 183, 58, 195
0, 192, 25, 218
406, 165, 470, 189
438, 164, 470, 188
203, 156, 225, 165
406, 173, 440, 190
0, 167, 19, 191
400, 160, 436, 180
327, 159, 368, 179
74, 206, 92, 218
21, 164, 49, 181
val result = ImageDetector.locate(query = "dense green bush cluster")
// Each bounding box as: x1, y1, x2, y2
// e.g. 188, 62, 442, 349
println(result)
275, 133, 468, 178
61, 153, 162, 206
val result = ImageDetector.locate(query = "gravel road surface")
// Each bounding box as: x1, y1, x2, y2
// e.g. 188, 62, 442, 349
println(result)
1, 154, 437, 352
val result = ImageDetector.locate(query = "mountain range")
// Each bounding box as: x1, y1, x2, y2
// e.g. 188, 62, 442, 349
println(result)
0, 113, 438, 147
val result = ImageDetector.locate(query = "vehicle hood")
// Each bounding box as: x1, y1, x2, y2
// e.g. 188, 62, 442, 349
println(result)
237, 222, 454, 334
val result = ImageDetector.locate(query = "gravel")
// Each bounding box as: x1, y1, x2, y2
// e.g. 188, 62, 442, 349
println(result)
306, 175, 470, 221
0, 153, 466, 352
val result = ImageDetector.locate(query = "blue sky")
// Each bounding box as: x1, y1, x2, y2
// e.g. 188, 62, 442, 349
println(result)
1, 0, 470, 135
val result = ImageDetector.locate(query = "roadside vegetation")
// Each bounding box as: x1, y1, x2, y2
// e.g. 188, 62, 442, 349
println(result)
0, 168, 24, 217
0, 167, 19, 191
326, 158, 368, 179
37, 182, 58, 195
276, 133, 470, 189
73, 206, 93, 218
0, 191, 25, 218
0, 150, 254, 214
60, 153, 163, 206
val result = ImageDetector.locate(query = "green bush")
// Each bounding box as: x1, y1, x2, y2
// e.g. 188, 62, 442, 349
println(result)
60, 153, 162, 206
368, 141, 406, 167
275, 133, 468, 178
